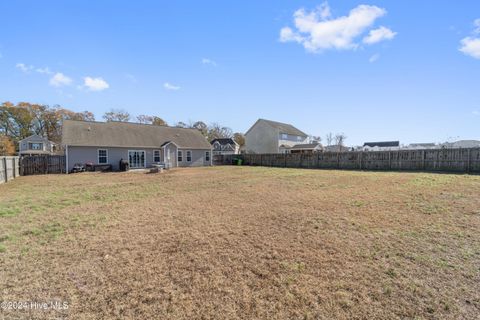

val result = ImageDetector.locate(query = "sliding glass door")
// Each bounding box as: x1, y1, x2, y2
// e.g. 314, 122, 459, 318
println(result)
128, 150, 146, 168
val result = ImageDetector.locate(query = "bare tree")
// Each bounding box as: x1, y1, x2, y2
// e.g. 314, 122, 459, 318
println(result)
325, 132, 333, 146
334, 133, 347, 151
103, 109, 130, 122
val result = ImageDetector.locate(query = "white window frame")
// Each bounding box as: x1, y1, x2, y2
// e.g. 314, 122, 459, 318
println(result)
205, 151, 210, 162
98, 149, 108, 164
186, 150, 192, 162
177, 150, 183, 162
153, 150, 161, 163
128, 150, 146, 168
29, 142, 43, 150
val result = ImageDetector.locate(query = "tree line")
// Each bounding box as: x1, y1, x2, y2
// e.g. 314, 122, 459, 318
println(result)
0, 103, 244, 155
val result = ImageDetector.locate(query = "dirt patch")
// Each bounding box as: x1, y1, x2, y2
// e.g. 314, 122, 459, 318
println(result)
1, 167, 479, 319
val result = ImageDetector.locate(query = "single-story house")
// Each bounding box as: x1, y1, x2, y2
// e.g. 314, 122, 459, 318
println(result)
362, 141, 400, 151
62, 120, 212, 172
407, 143, 437, 149
19, 134, 57, 156
290, 143, 323, 154
324, 145, 351, 152
211, 138, 240, 155
441, 140, 480, 148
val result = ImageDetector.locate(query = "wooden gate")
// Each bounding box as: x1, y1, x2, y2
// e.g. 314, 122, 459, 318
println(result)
20, 155, 66, 175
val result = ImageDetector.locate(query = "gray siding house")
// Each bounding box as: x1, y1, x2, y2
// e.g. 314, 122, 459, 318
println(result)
62, 120, 212, 172
211, 138, 240, 155
244, 119, 308, 154
19, 134, 56, 156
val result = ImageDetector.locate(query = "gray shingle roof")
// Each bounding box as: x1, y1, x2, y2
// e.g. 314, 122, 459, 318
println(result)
246, 119, 308, 137
363, 141, 399, 147
62, 120, 212, 149
291, 143, 322, 150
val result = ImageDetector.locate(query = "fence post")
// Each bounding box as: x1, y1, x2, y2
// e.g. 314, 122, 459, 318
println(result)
467, 149, 471, 173
422, 150, 426, 170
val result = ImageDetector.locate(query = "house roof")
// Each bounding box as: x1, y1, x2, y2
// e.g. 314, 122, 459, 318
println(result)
363, 141, 400, 147
245, 119, 308, 137
409, 143, 436, 147
19, 134, 53, 143
443, 140, 480, 148
291, 143, 322, 150
211, 138, 238, 146
62, 120, 212, 149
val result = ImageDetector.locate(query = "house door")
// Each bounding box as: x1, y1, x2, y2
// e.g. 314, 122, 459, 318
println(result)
128, 150, 145, 168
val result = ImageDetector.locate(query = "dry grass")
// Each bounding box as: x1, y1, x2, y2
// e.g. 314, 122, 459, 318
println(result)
0, 167, 479, 319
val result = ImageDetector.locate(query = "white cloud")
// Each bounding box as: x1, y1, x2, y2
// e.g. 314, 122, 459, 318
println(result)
460, 37, 480, 59
36, 67, 53, 75
49, 72, 72, 87
83, 77, 109, 91
16, 63, 34, 73
280, 2, 394, 52
369, 53, 380, 63
363, 26, 397, 44
460, 19, 480, 59
475, 18, 480, 34
164, 82, 180, 91
202, 58, 217, 66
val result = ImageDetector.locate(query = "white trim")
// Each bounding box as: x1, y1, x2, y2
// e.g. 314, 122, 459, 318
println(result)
128, 150, 146, 168
98, 148, 108, 164
153, 149, 161, 163
186, 150, 192, 162
177, 150, 183, 162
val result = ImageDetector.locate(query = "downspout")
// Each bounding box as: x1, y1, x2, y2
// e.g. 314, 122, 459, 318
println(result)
65, 145, 69, 174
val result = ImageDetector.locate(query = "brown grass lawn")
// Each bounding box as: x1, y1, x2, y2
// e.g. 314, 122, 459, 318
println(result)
0, 167, 479, 319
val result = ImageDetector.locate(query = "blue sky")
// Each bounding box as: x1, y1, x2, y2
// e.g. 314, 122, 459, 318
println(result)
1, 1, 479, 145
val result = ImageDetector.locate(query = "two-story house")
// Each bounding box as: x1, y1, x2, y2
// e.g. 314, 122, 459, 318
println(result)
18, 134, 57, 156
211, 138, 240, 155
244, 119, 308, 154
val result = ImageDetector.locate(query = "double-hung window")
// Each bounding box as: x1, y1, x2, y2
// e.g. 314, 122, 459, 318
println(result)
177, 150, 183, 162
98, 149, 108, 164
186, 151, 192, 162
153, 150, 161, 163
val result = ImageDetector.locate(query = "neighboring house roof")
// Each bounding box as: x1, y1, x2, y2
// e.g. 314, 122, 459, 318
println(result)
19, 134, 53, 143
291, 143, 322, 150
211, 138, 238, 146
409, 143, 436, 148
245, 119, 308, 137
62, 120, 212, 149
442, 140, 480, 148
325, 145, 350, 152
19, 150, 51, 155
363, 141, 400, 147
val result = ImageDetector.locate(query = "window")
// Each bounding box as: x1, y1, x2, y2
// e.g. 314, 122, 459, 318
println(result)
98, 149, 108, 164
186, 150, 192, 162
29, 142, 43, 150
205, 151, 210, 162
177, 150, 183, 162
153, 150, 161, 162
281, 133, 288, 140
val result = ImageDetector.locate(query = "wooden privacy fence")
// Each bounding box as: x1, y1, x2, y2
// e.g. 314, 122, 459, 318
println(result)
20, 155, 66, 175
216, 148, 480, 173
0, 156, 20, 184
